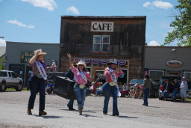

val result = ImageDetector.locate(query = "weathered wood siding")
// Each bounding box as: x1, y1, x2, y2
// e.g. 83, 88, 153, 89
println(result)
59, 16, 146, 80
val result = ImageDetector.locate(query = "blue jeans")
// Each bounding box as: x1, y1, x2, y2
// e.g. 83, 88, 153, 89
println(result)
28, 76, 46, 111
67, 99, 74, 108
143, 88, 149, 106
73, 84, 86, 110
172, 89, 178, 100
103, 83, 119, 115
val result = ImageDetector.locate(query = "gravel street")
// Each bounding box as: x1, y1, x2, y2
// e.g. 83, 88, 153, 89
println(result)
0, 91, 191, 128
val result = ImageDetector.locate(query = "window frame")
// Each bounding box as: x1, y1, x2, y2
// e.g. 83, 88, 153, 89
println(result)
92, 35, 110, 52
12, 72, 18, 78
8, 72, 12, 77
0, 71, 8, 77
149, 70, 164, 81
184, 71, 191, 80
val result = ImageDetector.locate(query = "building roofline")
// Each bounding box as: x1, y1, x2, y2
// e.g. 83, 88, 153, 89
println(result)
61, 16, 146, 20
145, 46, 191, 48
6, 41, 59, 45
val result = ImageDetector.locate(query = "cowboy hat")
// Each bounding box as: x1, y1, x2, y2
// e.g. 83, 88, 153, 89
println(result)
77, 60, 86, 67
34, 49, 47, 56
108, 59, 118, 65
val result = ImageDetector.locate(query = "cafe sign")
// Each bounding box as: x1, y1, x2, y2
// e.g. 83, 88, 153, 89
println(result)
166, 59, 183, 68
91, 22, 114, 32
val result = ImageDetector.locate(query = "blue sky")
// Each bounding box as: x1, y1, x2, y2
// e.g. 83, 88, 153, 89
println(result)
0, 0, 178, 46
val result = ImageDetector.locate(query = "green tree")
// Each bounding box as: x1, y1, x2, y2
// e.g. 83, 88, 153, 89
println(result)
0, 56, 5, 70
164, 0, 191, 46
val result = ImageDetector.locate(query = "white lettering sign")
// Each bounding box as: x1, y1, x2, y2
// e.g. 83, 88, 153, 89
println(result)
166, 59, 183, 68
91, 22, 114, 32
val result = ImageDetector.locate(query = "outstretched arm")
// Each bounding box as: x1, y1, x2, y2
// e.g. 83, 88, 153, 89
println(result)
29, 50, 40, 64
116, 67, 124, 77
29, 56, 37, 65
67, 53, 74, 68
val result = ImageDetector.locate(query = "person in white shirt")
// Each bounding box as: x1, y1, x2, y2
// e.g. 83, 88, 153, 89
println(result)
180, 77, 188, 102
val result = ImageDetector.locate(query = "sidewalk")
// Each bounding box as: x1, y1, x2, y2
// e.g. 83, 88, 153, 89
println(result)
0, 92, 191, 128
0, 102, 188, 128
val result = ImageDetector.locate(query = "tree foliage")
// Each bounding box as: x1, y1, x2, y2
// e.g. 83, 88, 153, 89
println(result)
164, 0, 191, 46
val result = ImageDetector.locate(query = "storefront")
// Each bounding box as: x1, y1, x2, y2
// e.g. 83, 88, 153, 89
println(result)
6, 41, 59, 85
59, 16, 146, 83
145, 46, 191, 81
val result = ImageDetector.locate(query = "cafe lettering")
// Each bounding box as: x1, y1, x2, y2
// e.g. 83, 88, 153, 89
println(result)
91, 22, 114, 32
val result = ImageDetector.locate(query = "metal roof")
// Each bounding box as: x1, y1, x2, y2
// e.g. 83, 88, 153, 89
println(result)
61, 16, 146, 19
6, 41, 58, 45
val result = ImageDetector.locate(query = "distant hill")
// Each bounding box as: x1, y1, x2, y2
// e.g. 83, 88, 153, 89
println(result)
0, 46, 6, 57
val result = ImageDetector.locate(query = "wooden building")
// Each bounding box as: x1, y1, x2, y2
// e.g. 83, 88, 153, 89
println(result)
59, 16, 146, 83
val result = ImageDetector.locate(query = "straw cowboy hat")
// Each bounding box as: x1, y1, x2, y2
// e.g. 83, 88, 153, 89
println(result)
108, 59, 118, 65
34, 49, 47, 57
77, 60, 86, 67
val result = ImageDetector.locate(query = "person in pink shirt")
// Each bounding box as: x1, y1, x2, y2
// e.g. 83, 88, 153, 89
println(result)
103, 59, 124, 116
67, 54, 92, 115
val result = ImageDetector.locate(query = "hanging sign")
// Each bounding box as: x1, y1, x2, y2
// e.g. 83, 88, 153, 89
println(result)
166, 59, 183, 68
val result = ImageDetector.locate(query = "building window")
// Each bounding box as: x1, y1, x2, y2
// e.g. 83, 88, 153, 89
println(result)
93, 35, 110, 52
184, 72, 191, 80
149, 70, 164, 81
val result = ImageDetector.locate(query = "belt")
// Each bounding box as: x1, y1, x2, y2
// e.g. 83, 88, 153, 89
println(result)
75, 84, 86, 89
79, 84, 85, 89
109, 82, 117, 86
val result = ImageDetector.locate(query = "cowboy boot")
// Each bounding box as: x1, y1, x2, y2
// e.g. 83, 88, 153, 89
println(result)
27, 109, 32, 115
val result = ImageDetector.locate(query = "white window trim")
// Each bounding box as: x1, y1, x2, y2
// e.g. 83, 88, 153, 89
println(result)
184, 72, 191, 78
102, 35, 110, 44
184, 71, 191, 74
93, 35, 102, 44
93, 35, 110, 52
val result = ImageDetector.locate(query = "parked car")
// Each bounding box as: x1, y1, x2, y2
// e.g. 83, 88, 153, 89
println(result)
150, 80, 160, 98
46, 80, 55, 94
0, 70, 23, 91
129, 79, 160, 98
46, 72, 65, 94
95, 86, 104, 96
129, 79, 144, 98
47, 72, 65, 82
129, 79, 144, 87
119, 86, 129, 97
91, 75, 105, 94
187, 90, 191, 98
95, 84, 129, 97
158, 76, 181, 101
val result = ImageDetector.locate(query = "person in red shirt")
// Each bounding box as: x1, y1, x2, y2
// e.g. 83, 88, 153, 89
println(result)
102, 59, 123, 116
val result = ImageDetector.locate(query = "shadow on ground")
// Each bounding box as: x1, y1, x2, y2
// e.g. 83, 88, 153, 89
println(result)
34, 115, 63, 119
60, 108, 97, 113
60, 108, 78, 112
